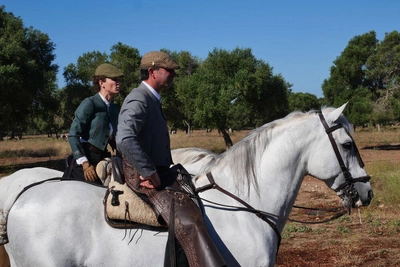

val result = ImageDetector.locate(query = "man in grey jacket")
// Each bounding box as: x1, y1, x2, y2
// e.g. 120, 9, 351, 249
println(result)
117, 51, 226, 267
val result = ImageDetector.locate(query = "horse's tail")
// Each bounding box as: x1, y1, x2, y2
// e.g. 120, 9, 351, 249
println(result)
0, 245, 10, 267
0, 210, 7, 245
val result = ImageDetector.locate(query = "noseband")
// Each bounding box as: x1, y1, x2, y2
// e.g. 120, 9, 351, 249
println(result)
318, 112, 371, 213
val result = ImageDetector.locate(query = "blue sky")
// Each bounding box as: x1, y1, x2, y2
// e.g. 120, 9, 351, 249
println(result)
2, 1, 399, 98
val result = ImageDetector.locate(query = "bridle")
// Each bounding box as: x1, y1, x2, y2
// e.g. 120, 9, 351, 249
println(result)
317, 112, 371, 214
192, 111, 371, 258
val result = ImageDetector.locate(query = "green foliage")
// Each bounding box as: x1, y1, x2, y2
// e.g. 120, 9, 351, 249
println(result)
297, 225, 312, 233
176, 47, 292, 137
313, 227, 327, 234
0, 6, 58, 135
110, 42, 141, 104
282, 223, 313, 239
323, 30, 400, 125
346, 87, 373, 125
336, 225, 350, 234
288, 92, 320, 112
282, 223, 298, 239
162, 50, 200, 131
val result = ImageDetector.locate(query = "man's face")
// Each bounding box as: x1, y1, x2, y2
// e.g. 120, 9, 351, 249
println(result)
154, 67, 177, 89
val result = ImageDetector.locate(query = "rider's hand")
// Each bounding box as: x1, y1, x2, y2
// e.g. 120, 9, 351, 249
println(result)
139, 172, 161, 189
82, 161, 97, 181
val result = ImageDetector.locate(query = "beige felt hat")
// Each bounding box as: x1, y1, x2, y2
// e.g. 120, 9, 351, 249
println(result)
95, 63, 123, 78
140, 51, 180, 70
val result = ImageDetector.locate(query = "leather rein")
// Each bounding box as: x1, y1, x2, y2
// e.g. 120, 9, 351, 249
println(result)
193, 112, 371, 258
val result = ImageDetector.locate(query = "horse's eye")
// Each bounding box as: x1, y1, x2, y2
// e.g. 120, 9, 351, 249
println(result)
342, 142, 352, 151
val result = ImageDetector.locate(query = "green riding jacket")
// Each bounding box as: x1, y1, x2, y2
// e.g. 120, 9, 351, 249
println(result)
68, 93, 119, 160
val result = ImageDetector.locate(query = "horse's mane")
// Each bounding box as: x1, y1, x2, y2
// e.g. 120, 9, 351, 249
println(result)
171, 147, 219, 173
214, 107, 351, 195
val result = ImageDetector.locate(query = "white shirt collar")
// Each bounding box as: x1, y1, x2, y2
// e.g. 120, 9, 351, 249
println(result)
98, 93, 110, 106
142, 81, 161, 102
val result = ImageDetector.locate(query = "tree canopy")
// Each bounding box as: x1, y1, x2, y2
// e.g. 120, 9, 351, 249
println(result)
174, 47, 292, 148
0, 6, 58, 137
322, 30, 400, 126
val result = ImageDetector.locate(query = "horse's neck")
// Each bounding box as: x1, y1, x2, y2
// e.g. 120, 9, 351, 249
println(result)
201, 123, 313, 225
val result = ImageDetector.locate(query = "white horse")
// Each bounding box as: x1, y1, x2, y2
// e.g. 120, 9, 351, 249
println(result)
1, 104, 373, 267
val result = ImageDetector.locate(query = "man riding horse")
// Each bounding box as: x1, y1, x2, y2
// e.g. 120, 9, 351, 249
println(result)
116, 51, 226, 267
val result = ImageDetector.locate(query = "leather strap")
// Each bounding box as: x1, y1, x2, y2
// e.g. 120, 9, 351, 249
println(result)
197, 172, 281, 258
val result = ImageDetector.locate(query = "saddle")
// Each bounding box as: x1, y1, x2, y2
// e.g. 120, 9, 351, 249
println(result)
101, 157, 166, 228
103, 181, 164, 228
102, 158, 198, 230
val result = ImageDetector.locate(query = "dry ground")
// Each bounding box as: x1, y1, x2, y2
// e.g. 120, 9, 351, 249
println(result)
276, 148, 400, 267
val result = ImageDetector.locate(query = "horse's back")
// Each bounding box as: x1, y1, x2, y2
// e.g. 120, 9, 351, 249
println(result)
6, 180, 167, 267
0, 167, 62, 208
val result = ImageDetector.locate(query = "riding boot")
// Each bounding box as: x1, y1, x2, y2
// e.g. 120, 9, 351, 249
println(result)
124, 159, 226, 267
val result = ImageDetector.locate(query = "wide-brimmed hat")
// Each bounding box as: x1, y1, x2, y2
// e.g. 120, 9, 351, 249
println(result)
140, 51, 180, 70
95, 63, 124, 78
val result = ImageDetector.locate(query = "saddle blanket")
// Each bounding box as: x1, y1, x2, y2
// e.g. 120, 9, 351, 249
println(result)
104, 181, 163, 227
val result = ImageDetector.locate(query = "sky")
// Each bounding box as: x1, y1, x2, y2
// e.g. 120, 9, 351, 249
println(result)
2, 1, 399, 98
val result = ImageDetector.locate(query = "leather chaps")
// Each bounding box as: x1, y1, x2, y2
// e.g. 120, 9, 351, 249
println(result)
123, 158, 226, 267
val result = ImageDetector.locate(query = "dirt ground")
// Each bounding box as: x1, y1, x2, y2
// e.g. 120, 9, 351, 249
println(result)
0, 148, 399, 266
275, 148, 400, 267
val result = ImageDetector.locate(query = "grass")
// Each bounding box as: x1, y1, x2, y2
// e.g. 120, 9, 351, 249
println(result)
353, 126, 400, 148
0, 136, 71, 159
367, 161, 400, 207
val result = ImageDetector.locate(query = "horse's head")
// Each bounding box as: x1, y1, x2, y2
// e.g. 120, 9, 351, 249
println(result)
308, 103, 373, 212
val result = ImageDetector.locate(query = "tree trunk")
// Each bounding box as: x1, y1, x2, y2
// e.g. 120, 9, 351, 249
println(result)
218, 128, 233, 150
184, 120, 191, 137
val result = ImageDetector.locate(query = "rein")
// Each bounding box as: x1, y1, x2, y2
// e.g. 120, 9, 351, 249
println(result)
196, 172, 282, 258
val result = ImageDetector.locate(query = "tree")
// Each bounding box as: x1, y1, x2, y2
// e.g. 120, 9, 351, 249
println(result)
322, 31, 377, 108
0, 6, 58, 138
346, 87, 373, 127
365, 31, 400, 123
177, 47, 291, 149
323, 30, 400, 127
165, 50, 201, 135
288, 92, 320, 112
109, 42, 141, 105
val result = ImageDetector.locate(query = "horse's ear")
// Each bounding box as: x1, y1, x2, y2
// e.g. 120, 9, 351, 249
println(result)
327, 102, 348, 123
